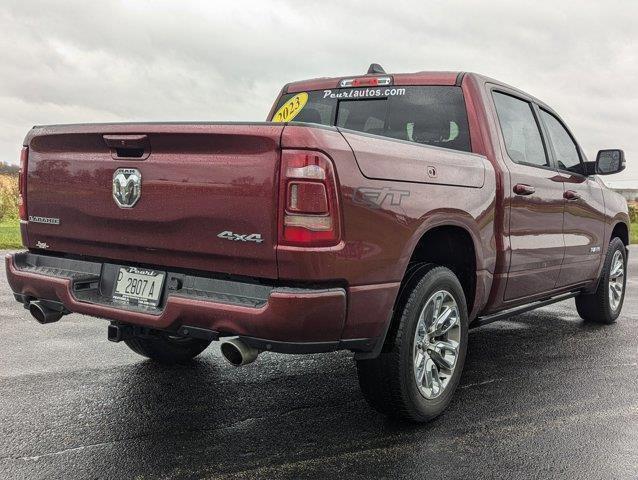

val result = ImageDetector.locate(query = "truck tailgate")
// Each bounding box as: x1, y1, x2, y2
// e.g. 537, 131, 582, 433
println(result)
23, 123, 284, 279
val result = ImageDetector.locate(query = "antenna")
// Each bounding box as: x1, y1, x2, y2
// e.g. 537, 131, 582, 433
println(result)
367, 63, 386, 74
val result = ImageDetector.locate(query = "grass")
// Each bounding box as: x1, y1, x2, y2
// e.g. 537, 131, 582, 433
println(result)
631, 222, 638, 245
0, 174, 20, 248
0, 217, 22, 249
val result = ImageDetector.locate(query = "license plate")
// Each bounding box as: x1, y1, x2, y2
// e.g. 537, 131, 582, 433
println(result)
112, 267, 165, 307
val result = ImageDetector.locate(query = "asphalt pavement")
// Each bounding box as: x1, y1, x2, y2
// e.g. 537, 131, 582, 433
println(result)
0, 249, 636, 479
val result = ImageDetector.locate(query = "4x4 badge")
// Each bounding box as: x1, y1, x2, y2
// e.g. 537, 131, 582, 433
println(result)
217, 230, 264, 243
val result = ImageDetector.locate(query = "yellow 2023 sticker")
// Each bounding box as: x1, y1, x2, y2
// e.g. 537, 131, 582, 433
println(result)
273, 92, 308, 122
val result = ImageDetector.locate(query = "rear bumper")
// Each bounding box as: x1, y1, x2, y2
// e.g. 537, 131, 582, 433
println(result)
6, 252, 396, 354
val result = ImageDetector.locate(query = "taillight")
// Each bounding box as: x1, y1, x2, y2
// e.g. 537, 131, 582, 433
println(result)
279, 150, 340, 246
18, 146, 28, 220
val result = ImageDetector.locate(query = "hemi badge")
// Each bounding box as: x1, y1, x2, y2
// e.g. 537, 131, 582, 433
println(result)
590, 246, 601, 253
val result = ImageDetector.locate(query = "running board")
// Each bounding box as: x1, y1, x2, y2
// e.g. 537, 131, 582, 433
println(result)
471, 292, 578, 329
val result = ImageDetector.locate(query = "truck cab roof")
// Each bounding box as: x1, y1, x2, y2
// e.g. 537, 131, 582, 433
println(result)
285, 71, 463, 93
284, 69, 549, 110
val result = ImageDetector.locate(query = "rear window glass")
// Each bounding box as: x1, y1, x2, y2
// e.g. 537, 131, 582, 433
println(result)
272, 86, 471, 152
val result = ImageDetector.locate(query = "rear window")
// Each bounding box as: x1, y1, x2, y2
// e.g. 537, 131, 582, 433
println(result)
272, 86, 471, 153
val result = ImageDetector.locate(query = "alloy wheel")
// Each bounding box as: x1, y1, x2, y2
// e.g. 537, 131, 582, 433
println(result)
413, 290, 461, 399
608, 250, 625, 312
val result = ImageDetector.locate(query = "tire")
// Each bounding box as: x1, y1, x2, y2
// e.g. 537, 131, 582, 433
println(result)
575, 237, 627, 324
356, 264, 468, 423
124, 333, 211, 364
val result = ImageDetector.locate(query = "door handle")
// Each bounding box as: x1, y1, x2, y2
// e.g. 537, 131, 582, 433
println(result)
564, 190, 580, 201
103, 134, 148, 148
513, 183, 535, 195
103, 134, 150, 160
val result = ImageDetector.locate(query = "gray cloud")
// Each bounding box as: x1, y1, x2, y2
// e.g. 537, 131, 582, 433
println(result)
1, 0, 636, 182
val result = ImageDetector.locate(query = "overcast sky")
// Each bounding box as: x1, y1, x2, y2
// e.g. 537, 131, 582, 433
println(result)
1, 0, 636, 183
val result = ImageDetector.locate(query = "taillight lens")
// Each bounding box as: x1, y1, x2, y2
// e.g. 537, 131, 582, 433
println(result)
279, 150, 340, 246
18, 146, 28, 220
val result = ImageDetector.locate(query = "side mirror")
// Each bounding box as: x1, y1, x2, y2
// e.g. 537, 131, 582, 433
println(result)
596, 149, 625, 175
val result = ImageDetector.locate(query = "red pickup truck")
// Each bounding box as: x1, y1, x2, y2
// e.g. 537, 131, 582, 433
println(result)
6, 66, 629, 422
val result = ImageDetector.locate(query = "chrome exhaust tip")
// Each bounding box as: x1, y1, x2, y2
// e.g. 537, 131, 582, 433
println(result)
29, 300, 63, 324
220, 338, 259, 366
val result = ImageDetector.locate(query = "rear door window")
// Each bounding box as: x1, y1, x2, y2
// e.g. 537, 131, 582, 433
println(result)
273, 86, 471, 153
492, 92, 549, 168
